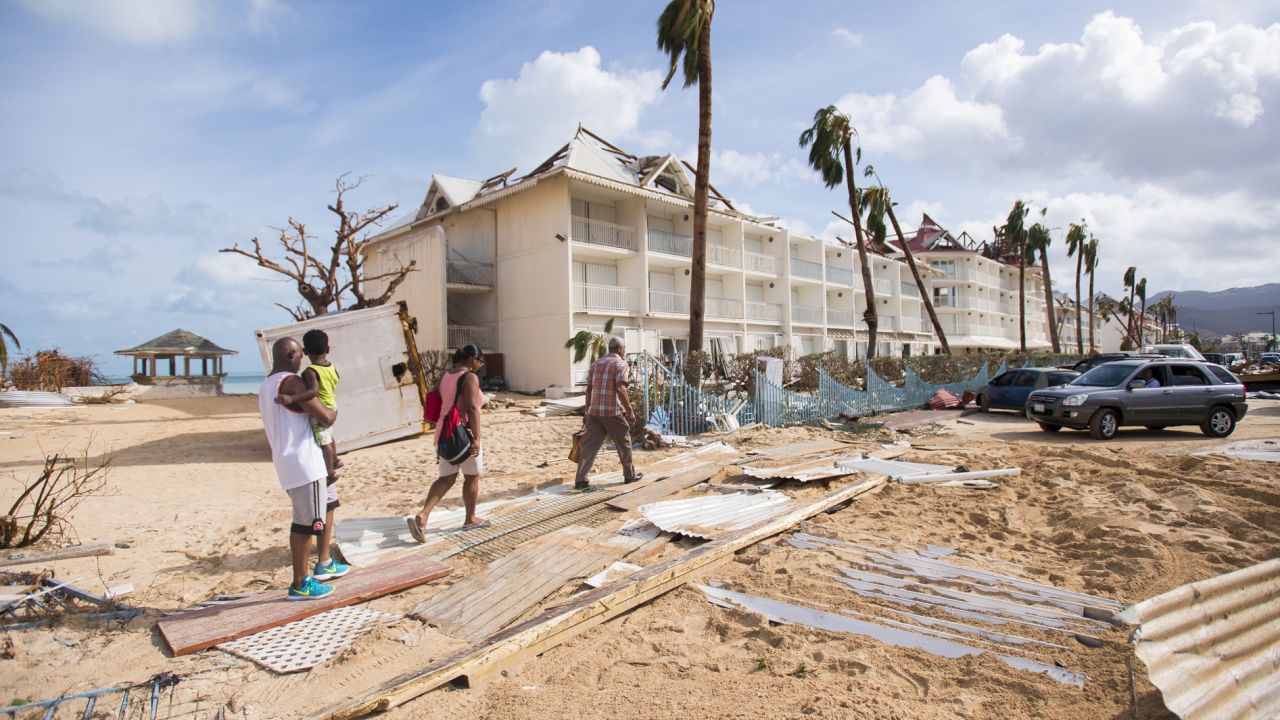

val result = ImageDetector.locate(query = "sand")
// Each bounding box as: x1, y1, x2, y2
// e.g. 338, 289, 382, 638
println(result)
1, 394, 1278, 718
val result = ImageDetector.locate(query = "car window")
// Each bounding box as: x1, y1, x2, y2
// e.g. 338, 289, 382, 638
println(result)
989, 372, 1012, 387
1047, 372, 1076, 386
1072, 364, 1134, 387
1206, 364, 1239, 384
1169, 364, 1209, 385
1011, 371, 1037, 387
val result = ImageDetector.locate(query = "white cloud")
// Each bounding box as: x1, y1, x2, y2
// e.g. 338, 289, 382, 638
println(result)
472, 47, 664, 170
14, 0, 203, 45
836, 75, 1011, 161
831, 28, 864, 49
704, 148, 811, 188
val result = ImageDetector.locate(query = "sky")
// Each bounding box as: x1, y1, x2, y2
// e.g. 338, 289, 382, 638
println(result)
2, 0, 1278, 374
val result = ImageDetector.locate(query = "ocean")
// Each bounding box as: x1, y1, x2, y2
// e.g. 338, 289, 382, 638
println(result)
106, 372, 267, 395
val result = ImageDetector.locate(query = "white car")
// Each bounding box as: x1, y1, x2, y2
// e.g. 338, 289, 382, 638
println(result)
1142, 344, 1206, 361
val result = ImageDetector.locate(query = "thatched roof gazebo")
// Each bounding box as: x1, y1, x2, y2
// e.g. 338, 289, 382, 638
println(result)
116, 329, 238, 383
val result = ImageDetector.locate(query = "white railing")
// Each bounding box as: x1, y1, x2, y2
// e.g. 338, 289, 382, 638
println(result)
873, 278, 892, 295
900, 282, 920, 298
879, 315, 899, 331
446, 259, 494, 286
647, 228, 692, 257
649, 289, 690, 314
744, 251, 777, 274
572, 283, 638, 313
745, 301, 783, 322
571, 215, 637, 251
900, 317, 924, 333
790, 258, 823, 280
706, 296, 743, 319
448, 324, 496, 350
930, 263, 957, 280
707, 245, 743, 268
827, 309, 857, 326
792, 304, 823, 324
826, 266, 853, 285
932, 295, 959, 308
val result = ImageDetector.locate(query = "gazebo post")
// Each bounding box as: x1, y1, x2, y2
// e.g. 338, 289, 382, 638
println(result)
183, 357, 190, 377
202, 358, 208, 376
168, 356, 176, 377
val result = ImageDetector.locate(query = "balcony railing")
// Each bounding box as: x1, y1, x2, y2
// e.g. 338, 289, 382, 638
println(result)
572, 283, 638, 313
571, 215, 637, 251
879, 315, 899, 332
647, 228, 692, 257
826, 266, 853, 285
932, 295, 959, 308
930, 264, 957, 280
446, 259, 494, 286
790, 258, 823, 280
649, 289, 690, 314
900, 317, 925, 333
900, 282, 920, 298
873, 278, 892, 295
792, 304, 823, 324
744, 251, 777, 274
448, 324, 496, 350
707, 245, 742, 268
745, 301, 783, 322
706, 296, 743, 319
827, 308, 857, 326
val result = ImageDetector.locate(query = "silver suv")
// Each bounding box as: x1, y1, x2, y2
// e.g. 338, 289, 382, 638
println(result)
1026, 359, 1248, 440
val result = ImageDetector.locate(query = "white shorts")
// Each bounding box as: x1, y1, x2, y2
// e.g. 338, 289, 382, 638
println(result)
286, 479, 339, 536
438, 447, 483, 477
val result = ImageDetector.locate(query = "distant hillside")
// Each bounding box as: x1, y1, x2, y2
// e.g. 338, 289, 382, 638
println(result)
1148, 283, 1280, 338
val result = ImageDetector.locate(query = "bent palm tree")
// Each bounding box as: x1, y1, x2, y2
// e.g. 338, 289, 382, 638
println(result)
1084, 236, 1099, 352
1122, 266, 1138, 349
800, 106, 878, 356
1065, 222, 1087, 353
1026, 218, 1058, 353
1004, 200, 1030, 352
565, 317, 616, 364
657, 0, 715, 353
0, 322, 18, 379
1136, 277, 1148, 348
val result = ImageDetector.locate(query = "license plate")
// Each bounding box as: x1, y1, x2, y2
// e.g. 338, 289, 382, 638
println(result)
1033, 403, 1045, 413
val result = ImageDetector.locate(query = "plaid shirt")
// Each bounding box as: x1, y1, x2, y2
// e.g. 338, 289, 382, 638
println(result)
586, 353, 629, 417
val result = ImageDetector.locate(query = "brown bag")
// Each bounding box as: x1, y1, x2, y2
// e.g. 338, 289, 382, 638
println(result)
568, 427, 586, 462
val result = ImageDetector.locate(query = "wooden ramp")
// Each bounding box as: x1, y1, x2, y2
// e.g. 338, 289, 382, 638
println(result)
412, 525, 643, 641
158, 555, 452, 656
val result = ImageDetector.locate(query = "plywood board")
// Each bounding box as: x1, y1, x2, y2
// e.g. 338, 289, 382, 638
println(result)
412, 525, 643, 640
158, 555, 452, 656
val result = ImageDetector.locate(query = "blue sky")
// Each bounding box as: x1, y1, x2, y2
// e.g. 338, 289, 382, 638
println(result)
2, 0, 1278, 373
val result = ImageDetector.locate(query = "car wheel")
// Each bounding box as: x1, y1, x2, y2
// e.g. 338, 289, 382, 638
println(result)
1038, 423, 1061, 433
1089, 408, 1119, 440
1144, 425, 1167, 430
1201, 406, 1236, 438
978, 394, 990, 412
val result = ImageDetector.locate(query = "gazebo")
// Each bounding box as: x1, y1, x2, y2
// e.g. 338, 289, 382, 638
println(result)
116, 329, 238, 382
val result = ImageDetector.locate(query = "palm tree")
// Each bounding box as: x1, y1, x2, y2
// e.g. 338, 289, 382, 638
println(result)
1122, 266, 1138, 349
1003, 200, 1030, 352
1136, 277, 1148, 348
1083, 236, 1099, 352
800, 106, 878, 356
0, 322, 18, 380
565, 318, 616, 363
1026, 216, 1059, 353
657, 0, 715, 352
862, 169, 950, 354
1065, 222, 1088, 354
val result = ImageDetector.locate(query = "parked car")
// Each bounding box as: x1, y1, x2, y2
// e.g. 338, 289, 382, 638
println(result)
1261, 352, 1280, 364
1142, 343, 1207, 361
1222, 352, 1245, 366
1202, 352, 1225, 365
976, 368, 1080, 412
1057, 352, 1162, 373
1026, 359, 1247, 439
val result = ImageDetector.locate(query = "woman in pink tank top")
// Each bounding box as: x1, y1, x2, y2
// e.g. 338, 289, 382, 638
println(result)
408, 344, 488, 542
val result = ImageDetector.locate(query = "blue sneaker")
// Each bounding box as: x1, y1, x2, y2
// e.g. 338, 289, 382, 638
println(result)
313, 559, 351, 581
286, 576, 334, 600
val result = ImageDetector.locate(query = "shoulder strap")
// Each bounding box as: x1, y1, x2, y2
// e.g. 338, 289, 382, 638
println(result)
445, 371, 473, 414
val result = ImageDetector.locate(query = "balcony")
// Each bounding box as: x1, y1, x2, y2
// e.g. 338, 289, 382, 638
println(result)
826, 266, 853, 285
872, 278, 892, 296
790, 258, 823, 281
573, 283, 639, 313
879, 315, 899, 332
792, 304, 823, 324
706, 296, 743, 320
744, 251, 777, 274
827, 308, 857, 326
932, 295, 960, 308
448, 324, 496, 350
901, 282, 920, 298
707, 244, 743, 268
446, 259, 494, 287
649, 289, 690, 314
900, 317, 925, 333
647, 228, 692, 257
745, 301, 783, 322
571, 215, 637, 251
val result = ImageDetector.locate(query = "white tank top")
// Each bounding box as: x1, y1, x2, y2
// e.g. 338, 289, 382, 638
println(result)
258, 371, 327, 490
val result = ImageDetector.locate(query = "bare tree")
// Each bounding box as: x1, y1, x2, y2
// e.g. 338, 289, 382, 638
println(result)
221, 174, 415, 320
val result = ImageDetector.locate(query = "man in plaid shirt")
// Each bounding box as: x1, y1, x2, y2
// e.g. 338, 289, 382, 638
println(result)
574, 337, 642, 490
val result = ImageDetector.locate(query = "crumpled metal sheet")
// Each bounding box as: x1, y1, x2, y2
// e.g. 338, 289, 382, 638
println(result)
739, 455, 864, 482
1117, 558, 1280, 720
638, 490, 794, 540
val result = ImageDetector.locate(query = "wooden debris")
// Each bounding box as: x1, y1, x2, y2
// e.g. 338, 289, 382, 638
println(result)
605, 461, 726, 511
0, 540, 116, 568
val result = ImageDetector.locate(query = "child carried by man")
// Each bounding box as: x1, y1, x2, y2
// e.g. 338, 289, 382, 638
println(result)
278, 329, 342, 483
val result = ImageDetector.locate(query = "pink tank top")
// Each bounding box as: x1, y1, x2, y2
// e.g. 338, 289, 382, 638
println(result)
434, 370, 486, 443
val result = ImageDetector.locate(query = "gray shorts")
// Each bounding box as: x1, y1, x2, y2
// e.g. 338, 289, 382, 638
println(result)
286, 480, 339, 536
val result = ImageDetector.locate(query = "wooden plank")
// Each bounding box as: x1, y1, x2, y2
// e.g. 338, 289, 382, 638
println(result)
412, 526, 642, 640
0, 540, 115, 568
158, 555, 452, 656
605, 461, 728, 511
307, 476, 884, 719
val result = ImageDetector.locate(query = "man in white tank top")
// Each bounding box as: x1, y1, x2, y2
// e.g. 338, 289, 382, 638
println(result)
259, 337, 348, 600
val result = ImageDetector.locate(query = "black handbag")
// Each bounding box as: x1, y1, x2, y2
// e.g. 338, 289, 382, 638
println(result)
437, 373, 475, 464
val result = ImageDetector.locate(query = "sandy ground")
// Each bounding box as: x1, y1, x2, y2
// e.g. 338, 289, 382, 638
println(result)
1, 393, 1278, 718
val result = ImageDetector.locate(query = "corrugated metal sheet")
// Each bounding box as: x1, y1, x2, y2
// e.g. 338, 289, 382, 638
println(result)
835, 458, 954, 478
739, 455, 862, 482
638, 490, 794, 540
1117, 558, 1280, 720
0, 391, 74, 408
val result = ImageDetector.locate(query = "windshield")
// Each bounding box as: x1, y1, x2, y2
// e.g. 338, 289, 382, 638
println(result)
1071, 364, 1135, 387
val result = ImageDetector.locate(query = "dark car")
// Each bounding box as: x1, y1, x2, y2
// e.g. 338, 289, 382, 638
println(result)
1058, 352, 1163, 373
1026, 359, 1248, 439
976, 368, 1080, 412
1202, 352, 1226, 365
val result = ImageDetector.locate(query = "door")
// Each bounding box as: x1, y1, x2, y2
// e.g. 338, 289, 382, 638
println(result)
1168, 363, 1216, 421
1004, 370, 1039, 409
986, 371, 1014, 408
1127, 365, 1176, 423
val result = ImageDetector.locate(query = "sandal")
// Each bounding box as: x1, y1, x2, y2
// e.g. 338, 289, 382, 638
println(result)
405, 516, 427, 544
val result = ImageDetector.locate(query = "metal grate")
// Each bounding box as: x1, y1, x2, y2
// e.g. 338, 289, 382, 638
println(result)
437, 488, 626, 563
219, 606, 398, 674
